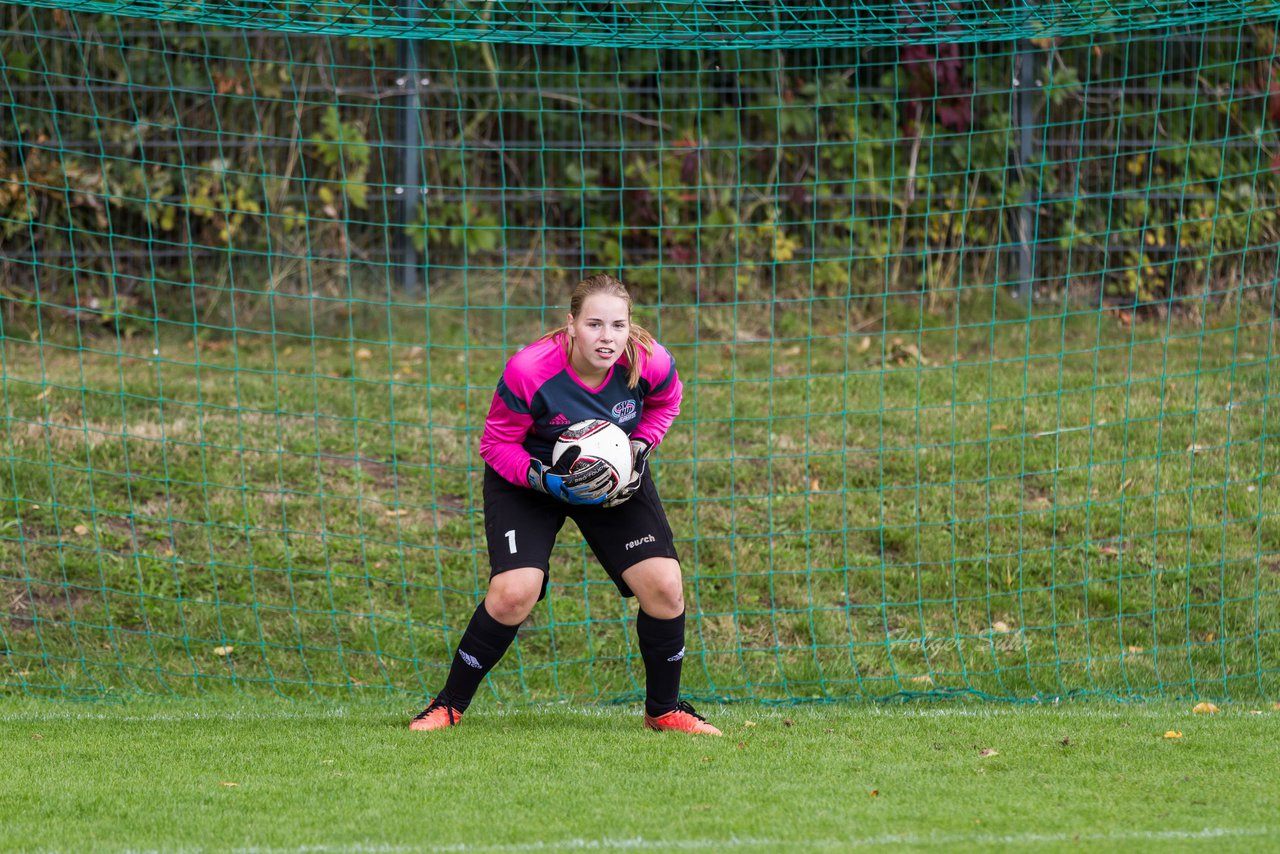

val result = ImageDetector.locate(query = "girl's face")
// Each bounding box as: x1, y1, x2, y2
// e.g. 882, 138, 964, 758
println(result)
567, 294, 630, 379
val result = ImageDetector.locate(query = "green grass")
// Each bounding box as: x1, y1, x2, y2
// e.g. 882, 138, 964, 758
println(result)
1, 291, 1277, 702
5, 697, 1279, 852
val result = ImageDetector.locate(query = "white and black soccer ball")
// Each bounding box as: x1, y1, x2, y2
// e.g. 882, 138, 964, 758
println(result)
552, 419, 633, 499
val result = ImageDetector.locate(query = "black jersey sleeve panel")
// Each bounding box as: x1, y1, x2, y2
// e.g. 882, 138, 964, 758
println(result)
496, 377, 531, 415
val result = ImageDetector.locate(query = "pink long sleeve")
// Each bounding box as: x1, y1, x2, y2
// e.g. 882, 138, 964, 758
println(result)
630, 343, 682, 448
478, 338, 567, 486
478, 387, 536, 486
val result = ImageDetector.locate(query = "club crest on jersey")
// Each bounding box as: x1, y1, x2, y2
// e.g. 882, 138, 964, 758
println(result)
612, 399, 637, 423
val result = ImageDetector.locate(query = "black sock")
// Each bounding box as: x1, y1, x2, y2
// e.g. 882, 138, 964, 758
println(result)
435, 600, 519, 713
636, 609, 685, 717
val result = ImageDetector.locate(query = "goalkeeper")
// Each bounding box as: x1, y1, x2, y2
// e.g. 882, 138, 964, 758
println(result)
410, 274, 720, 736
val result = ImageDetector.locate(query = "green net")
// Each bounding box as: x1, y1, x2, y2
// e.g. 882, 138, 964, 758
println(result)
13, 1, 1277, 45
1, 2, 1277, 703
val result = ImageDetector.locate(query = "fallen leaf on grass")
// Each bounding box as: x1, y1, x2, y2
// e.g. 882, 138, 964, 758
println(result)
1249, 710, 1263, 715
743, 720, 756, 728
220, 781, 239, 788
1163, 730, 1183, 739
213, 646, 233, 656
978, 748, 999, 758
1192, 702, 1219, 715
869, 790, 880, 798
31, 734, 43, 741
355, 348, 373, 360
73, 524, 89, 536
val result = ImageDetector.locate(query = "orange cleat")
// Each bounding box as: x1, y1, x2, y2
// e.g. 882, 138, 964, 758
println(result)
409, 699, 463, 732
643, 701, 722, 736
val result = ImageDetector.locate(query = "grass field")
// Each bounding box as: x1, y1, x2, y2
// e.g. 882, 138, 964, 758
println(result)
5, 697, 1279, 851
1, 292, 1277, 703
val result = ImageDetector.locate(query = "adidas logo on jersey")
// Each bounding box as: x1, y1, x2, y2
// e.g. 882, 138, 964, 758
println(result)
550, 413, 570, 426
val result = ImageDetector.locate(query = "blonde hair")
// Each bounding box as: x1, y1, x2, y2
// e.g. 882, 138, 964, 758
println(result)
540, 274, 656, 389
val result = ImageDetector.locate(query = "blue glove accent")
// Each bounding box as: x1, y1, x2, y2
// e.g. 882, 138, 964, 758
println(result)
528, 456, 611, 506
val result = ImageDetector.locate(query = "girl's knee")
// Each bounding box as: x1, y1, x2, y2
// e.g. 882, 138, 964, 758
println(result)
630, 559, 684, 618
485, 569, 544, 625
646, 584, 684, 619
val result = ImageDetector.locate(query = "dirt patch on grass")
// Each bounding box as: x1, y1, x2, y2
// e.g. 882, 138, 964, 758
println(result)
98, 514, 176, 556
18, 418, 194, 452
93, 497, 180, 556
1022, 474, 1052, 510
316, 453, 468, 526
318, 452, 399, 492
432, 493, 467, 514
5, 582, 95, 632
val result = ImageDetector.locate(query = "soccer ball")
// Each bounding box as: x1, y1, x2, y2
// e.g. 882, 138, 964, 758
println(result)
552, 419, 633, 498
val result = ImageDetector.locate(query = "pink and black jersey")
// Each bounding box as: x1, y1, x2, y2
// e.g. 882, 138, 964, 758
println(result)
479, 333, 682, 487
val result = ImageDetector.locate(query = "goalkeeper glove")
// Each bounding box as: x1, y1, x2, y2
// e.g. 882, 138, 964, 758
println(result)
603, 439, 651, 508
527, 450, 613, 506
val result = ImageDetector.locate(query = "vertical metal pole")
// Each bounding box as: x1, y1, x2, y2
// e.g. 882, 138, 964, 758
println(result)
398, 2, 422, 293
1014, 39, 1041, 307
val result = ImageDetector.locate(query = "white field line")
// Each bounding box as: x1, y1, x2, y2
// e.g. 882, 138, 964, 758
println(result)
225, 827, 1273, 853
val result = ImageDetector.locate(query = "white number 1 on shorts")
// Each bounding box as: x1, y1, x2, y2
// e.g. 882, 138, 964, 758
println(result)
505, 529, 517, 554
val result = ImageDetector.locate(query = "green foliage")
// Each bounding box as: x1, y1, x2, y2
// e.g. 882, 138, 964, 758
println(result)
308, 106, 371, 211
405, 201, 501, 256
2, 11, 1279, 317
183, 159, 263, 245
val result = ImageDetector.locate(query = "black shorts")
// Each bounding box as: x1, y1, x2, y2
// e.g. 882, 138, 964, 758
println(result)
482, 465, 679, 599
